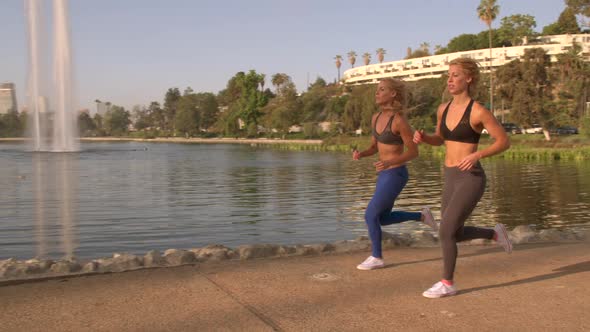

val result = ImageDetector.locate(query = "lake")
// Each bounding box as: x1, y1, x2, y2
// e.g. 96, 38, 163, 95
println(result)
1, 141, 589, 260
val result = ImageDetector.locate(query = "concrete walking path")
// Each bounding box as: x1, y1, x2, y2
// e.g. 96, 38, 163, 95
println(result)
0, 242, 588, 331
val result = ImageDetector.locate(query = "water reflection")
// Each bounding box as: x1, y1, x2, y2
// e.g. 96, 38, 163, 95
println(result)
31, 151, 78, 259
0, 141, 589, 260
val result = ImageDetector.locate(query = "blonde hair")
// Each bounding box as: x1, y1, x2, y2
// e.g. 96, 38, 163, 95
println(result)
379, 78, 407, 112
449, 57, 480, 96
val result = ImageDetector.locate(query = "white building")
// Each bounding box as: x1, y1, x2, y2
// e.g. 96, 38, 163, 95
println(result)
343, 34, 590, 85
0, 83, 18, 114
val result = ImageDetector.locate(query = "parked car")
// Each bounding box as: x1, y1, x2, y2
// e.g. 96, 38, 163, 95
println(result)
501, 123, 522, 134
524, 124, 543, 134
555, 126, 578, 135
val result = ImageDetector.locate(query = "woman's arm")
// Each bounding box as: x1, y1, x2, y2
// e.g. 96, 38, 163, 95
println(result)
353, 113, 378, 160
413, 103, 446, 146
474, 104, 510, 158
456, 103, 510, 170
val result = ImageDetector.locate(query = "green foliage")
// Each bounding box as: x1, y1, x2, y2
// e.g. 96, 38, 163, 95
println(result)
103, 105, 131, 136
0, 111, 25, 137
497, 14, 537, 46
566, 0, 590, 17
78, 112, 96, 136
303, 122, 319, 138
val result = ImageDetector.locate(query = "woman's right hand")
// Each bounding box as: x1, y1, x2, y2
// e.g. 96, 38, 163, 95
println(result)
352, 150, 361, 160
413, 130, 424, 144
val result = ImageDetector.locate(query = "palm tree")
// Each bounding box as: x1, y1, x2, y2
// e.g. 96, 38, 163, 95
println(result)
420, 42, 430, 54
347, 51, 357, 68
259, 73, 266, 92
478, 0, 500, 114
271, 73, 288, 95
362, 52, 371, 66
376, 48, 386, 63
334, 55, 343, 81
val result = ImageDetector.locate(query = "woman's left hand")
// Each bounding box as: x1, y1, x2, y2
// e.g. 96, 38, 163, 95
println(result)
457, 152, 481, 171
373, 160, 390, 173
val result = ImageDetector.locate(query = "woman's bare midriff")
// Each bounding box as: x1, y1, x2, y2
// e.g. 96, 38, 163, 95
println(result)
444, 141, 478, 167
377, 143, 406, 169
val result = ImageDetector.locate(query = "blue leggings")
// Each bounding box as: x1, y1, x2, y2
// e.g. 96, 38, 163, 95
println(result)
365, 165, 421, 258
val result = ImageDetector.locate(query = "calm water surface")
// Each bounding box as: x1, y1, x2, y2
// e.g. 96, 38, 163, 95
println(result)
1, 141, 589, 260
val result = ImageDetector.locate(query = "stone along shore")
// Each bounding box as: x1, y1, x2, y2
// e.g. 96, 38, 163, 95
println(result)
1, 225, 588, 282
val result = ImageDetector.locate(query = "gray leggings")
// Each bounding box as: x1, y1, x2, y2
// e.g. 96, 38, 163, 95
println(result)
440, 163, 494, 280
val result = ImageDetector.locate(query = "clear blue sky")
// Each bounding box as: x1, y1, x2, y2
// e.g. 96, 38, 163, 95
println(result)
1, 0, 568, 112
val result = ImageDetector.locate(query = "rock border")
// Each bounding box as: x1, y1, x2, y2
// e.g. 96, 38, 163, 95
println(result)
1, 226, 588, 282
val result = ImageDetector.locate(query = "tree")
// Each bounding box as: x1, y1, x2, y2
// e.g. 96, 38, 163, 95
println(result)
163, 87, 181, 132
498, 14, 537, 46
334, 55, 343, 82
478, 0, 500, 114
544, 7, 582, 34
197, 93, 219, 130
175, 94, 201, 137
444, 34, 479, 53
508, 48, 553, 140
78, 112, 96, 136
92, 113, 105, 136
566, 0, 590, 17
271, 73, 290, 95
103, 105, 131, 136
559, 7, 582, 32
406, 45, 430, 59
552, 43, 590, 124
237, 70, 268, 132
347, 51, 357, 68
362, 52, 371, 66
376, 48, 386, 63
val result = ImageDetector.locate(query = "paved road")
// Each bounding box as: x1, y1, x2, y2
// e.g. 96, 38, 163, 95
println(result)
1, 242, 588, 331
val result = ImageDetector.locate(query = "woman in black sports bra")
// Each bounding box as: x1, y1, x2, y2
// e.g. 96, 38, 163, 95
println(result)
413, 58, 512, 298
352, 78, 438, 271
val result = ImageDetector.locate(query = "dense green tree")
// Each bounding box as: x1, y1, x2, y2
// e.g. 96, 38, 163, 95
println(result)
92, 113, 105, 136
508, 48, 553, 137
216, 70, 267, 136
148, 101, 166, 132
175, 94, 201, 137
163, 87, 181, 132
325, 95, 348, 122
566, 0, 590, 17
497, 14, 537, 46
342, 85, 375, 134
443, 34, 479, 53
552, 43, 590, 124
558, 7, 582, 32
261, 83, 301, 136
103, 105, 131, 136
78, 112, 96, 136
271, 73, 291, 95
197, 93, 219, 130
132, 105, 151, 131
407, 77, 447, 131
300, 78, 329, 123
0, 111, 25, 137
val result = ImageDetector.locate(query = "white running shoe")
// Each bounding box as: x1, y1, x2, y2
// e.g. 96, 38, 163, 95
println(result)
356, 256, 384, 270
422, 281, 457, 298
494, 223, 513, 254
421, 207, 438, 231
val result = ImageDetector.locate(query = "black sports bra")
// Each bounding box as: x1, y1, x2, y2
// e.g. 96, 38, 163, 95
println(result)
372, 112, 403, 145
440, 99, 481, 144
